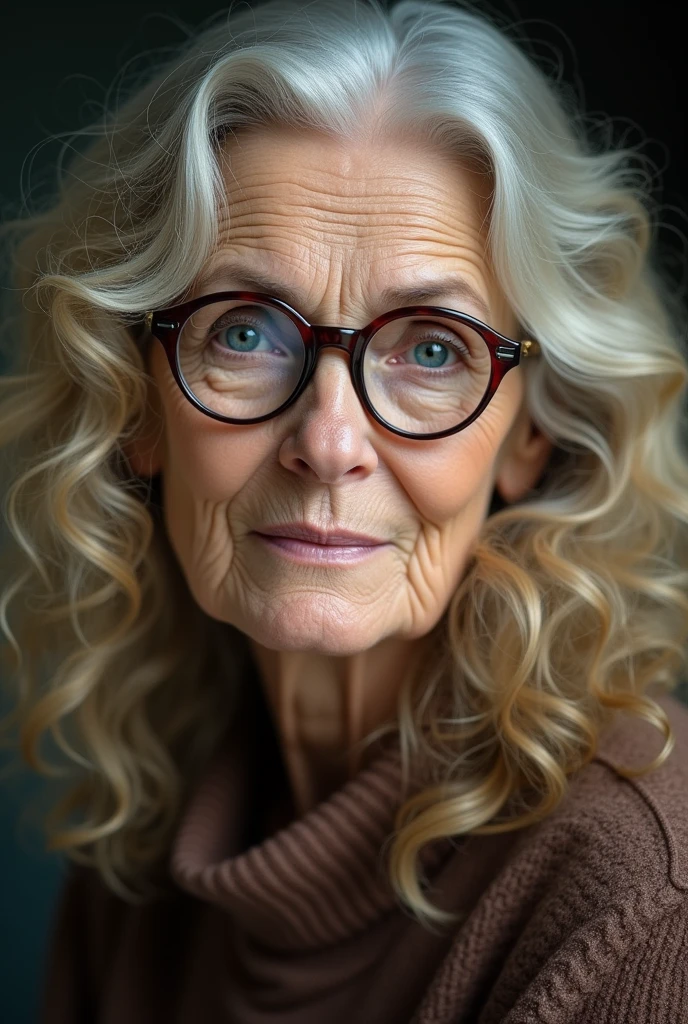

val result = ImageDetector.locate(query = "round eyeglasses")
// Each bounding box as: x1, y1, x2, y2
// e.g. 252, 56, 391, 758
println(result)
143, 291, 540, 441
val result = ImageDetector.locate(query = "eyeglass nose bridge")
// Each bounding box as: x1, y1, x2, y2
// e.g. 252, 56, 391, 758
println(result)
309, 325, 361, 354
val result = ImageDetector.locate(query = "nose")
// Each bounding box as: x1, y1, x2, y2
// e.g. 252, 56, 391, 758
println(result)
277, 347, 378, 484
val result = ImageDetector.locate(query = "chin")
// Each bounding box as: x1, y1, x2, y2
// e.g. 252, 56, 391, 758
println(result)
231, 597, 392, 656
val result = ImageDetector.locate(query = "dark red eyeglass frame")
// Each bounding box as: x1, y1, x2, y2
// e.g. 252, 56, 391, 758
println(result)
143, 290, 540, 441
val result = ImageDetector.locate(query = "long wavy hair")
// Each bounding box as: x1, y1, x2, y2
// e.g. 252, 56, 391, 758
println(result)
1, 0, 688, 934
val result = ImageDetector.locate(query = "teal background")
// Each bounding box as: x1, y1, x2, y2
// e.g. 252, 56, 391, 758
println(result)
0, 3, 685, 1022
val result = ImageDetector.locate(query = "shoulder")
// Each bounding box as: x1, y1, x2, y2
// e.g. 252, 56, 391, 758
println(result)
501, 688, 688, 906
412, 690, 688, 1024
493, 689, 688, 908
518, 688, 688, 938
499, 691, 688, 1024
583, 689, 688, 895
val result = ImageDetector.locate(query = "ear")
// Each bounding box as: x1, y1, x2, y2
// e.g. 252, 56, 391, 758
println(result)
122, 347, 166, 478
493, 402, 553, 504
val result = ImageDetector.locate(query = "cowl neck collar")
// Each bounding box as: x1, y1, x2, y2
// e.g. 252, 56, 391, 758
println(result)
169, 683, 453, 951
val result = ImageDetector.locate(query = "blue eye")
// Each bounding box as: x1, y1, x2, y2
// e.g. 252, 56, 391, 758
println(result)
221, 324, 266, 351
412, 341, 450, 367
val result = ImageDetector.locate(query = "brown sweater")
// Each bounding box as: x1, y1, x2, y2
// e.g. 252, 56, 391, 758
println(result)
39, 688, 688, 1023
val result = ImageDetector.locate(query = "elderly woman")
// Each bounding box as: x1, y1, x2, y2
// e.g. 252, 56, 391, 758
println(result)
1, 0, 688, 1021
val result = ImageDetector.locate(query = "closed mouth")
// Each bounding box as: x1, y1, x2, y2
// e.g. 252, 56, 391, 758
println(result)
254, 523, 386, 546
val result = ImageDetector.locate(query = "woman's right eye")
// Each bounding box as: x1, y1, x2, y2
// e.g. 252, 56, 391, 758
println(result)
215, 321, 273, 352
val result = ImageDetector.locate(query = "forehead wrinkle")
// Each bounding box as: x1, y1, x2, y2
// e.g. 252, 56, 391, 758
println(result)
205, 210, 492, 299
220, 157, 489, 236
195, 244, 495, 324
208, 183, 491, 283
213, 207, 488, 266
203, 138, 499, 321
203, 228, 490, 289
223, 182, 485, 235
217, 127, 493, 225
223, 165, 467, 206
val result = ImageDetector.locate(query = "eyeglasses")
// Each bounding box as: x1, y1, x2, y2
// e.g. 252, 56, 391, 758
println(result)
143, 291, 540, 441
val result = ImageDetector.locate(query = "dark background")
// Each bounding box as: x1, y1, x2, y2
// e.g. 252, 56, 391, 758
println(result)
0, 2, 685, 1021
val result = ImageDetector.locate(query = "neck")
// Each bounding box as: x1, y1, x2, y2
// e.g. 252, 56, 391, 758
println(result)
248, 634, 429, 817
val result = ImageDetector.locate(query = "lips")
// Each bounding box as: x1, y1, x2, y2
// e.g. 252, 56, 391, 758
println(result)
255, 523, 386, 546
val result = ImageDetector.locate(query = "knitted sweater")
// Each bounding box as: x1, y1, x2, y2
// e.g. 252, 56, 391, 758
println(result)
39, 687, 688, 1023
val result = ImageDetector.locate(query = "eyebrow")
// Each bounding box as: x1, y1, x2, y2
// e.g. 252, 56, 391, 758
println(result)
195, 260, 491, 322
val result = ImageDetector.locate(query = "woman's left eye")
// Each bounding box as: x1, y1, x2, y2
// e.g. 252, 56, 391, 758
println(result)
389, 338, 462, 368
411, 340, 457, 367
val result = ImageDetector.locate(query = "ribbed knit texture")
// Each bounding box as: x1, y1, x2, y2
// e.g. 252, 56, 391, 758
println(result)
39, 688, 688, 1024
170, 716, 453, 950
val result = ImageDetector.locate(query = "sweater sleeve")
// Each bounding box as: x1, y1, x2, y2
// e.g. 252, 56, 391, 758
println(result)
577, 898, 688, 1024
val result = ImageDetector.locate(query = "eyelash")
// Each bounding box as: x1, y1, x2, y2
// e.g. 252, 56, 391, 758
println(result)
410, 328, 470, 359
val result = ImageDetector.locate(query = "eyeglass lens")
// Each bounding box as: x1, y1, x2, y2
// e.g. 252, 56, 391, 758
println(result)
177, 299, 492, 434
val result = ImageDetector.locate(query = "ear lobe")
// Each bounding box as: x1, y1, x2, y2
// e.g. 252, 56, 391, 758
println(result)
122, 365, 166, 478
494, 412, 553, 505
123, 421, 165, 478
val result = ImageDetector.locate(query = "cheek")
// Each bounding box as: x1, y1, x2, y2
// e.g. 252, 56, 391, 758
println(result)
165, 405, 271, 502
153, 341, 273, 501
158, 392, 276, 594
389, 418, 505, 631
392, 419, 500, 526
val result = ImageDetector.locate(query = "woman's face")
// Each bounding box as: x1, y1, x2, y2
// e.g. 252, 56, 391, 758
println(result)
133, 128, 550, 656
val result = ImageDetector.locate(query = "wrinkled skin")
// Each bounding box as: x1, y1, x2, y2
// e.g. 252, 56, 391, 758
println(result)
128, 127, 553, 817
